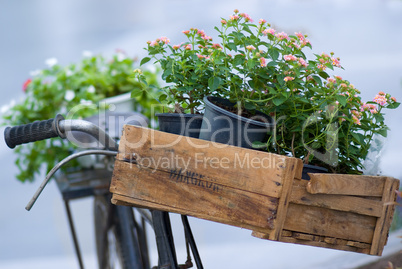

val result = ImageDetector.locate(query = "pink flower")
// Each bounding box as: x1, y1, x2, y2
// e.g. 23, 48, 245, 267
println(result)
326, 78, 336, 84
230, 15, 239, 21
172, 44, 181, 50
246, 45, 256, 51
263, 28, 276, 36
234, 9, 239, 13
391, 96, 397, 102
373, 94, 387, 106
275, 32, 289, 40
196, 53, 205, 59
185, 44, 192, 50
221, 19, 227, 25
317, 64, 326, 71
331, 57, 341, 67
334, 75, 342, 80
259, 19, 266, 25
378, 91, 385, 95
259, 57, 267, 67
284, 54, 297, 61
284, 76, 294, 82
160, 36, 170, 44
202, 35, 213, 41
352, 115, 361, 125
23, 79, 32, 92
182, 30, 190, 35
298, 58, 307, 67
240, 13, 253, 22
212, 43, 222, 49
149, 40, 158, 47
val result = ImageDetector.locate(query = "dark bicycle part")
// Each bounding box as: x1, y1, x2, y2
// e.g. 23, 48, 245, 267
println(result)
181, 215, 203, 269
25, 149, 117, 211
152, 211, 179, 269
4, 114, 119, 151
94, 194, 148, 269
4, 114, 65, 149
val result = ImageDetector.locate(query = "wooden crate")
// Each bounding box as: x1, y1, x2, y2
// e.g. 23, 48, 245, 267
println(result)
110, 125, 399, 256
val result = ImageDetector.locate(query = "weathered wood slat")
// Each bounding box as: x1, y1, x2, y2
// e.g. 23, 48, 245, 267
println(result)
370, 177, 399, 255
111, 161, 278, 232
291, 180, 384, 217
283, 203, 377, 244
269, 159, 300, 240
307, 174, 386, 196
117, 125, 302, 198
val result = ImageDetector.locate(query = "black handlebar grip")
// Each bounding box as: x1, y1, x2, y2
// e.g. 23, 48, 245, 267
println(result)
4, 114, 65, 149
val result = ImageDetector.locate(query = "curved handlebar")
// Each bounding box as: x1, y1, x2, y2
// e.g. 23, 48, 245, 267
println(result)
4, 114, 118, 151
4, 114, 65, 149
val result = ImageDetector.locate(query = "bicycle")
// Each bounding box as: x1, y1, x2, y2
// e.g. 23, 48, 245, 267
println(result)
4, 113, 203, 269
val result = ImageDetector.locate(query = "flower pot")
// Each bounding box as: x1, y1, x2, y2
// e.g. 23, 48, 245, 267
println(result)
302, 164, 328, 180
156, 113, 203, 138
199, 96, 273, 149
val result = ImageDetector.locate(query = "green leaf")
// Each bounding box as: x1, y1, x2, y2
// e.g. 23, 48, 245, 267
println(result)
377, 128, 388, 137
252, 141, 267, 149
273, 95, 287, 106
244, 102, 256, 111
387, 102, 400, 109
335, 95, 347, 107
208, 76, 222, 91
268, 49, 279, 61
131, 89, 143, 98
318, 71, 329, 79
140, 57, 151, 66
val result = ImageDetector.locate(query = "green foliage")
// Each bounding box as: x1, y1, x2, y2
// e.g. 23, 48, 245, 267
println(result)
2, 52, 160, 182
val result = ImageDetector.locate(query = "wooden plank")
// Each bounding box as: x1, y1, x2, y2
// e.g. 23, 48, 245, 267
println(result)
116, 125, 302, 198
111, 161, 279, 232
290, 180, 383, 217
283, 203, 377, 243
269, 158, 302, 240
370, 177, 399, 255
307, 174, 386, 196
279, 236, 371, 254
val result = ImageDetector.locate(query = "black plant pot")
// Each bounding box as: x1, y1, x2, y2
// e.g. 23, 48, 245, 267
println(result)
156, 113, 203, 138
302, 164, 328, 180
199, 96, 273, 149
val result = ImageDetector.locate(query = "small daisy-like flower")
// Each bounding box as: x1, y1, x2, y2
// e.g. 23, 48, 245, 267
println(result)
64, 90, 75, 101
45, 57, 58, 67
246, 45, 256, 51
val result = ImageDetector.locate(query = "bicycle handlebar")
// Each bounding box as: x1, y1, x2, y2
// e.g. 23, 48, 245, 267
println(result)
4, 114, 65, 149
4, 114, 118, 151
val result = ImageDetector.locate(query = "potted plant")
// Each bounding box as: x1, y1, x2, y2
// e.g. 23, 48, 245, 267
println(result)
2, 51, 160, 182
133, 29, 230, 138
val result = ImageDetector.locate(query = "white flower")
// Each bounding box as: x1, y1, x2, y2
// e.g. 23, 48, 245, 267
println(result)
82, 50, 93, 57
111, 70, 117, 76
45, 57, 58, 67
64, 90, 75, 101
29, 69, 42, 77
0, 99, 16, 114
116, 52, 126, 61
65, 69, 74, 77
87, 85, 96, 93
80, 99, 93, 106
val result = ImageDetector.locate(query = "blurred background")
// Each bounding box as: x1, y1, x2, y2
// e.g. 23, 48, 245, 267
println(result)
0, 0, 401, 268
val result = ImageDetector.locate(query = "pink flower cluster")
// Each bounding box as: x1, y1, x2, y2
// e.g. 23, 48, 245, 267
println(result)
284, 54, 297, 61
361, 103, 378, 114
262, 28, 276, 36
239, 13, 253, 22
275, 32, 289, 40
259, 57, 267, 67
373, 92, 387, 106
148, 36, 170, 47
